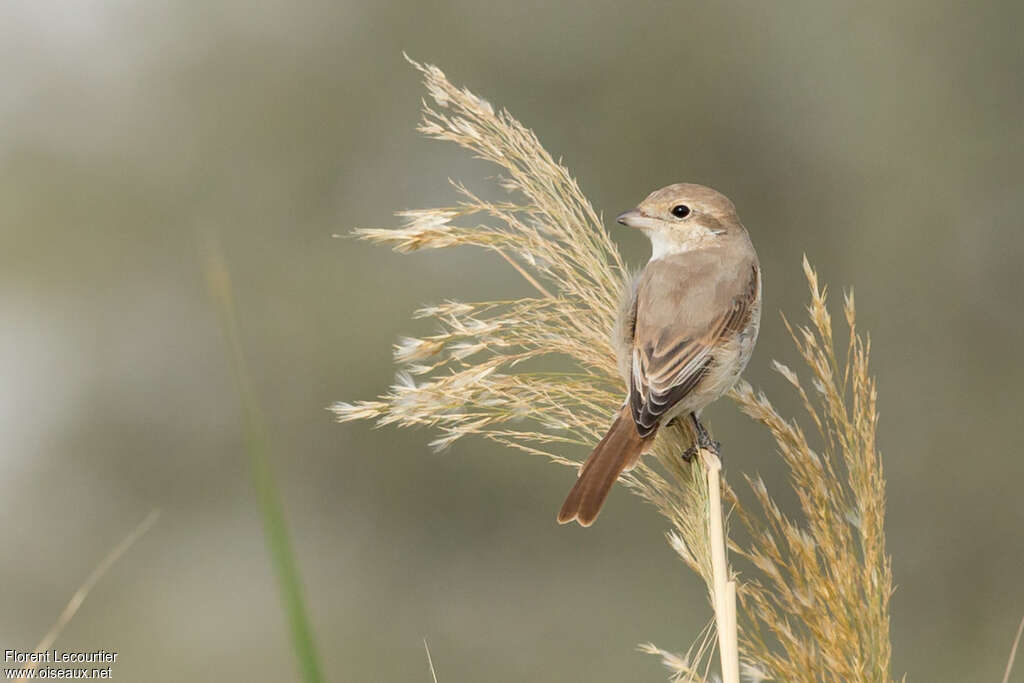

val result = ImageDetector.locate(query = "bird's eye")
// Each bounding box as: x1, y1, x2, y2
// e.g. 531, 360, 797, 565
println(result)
671, 205, 690, 218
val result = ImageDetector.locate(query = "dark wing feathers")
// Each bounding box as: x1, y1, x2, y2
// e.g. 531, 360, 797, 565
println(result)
630, 358, 711, 437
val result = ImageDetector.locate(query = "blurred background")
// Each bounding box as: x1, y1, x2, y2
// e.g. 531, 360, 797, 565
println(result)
2, 1, 1022, 680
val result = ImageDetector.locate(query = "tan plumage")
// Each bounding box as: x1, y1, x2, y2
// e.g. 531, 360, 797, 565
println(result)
559, 183, 761, 526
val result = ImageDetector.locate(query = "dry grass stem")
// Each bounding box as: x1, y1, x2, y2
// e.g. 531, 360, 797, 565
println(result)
423, 638, 440, 683
702, 449, 740, 683
1003, 615, 1024, 683
335, 57, 894, 681
17, 510, 159, 675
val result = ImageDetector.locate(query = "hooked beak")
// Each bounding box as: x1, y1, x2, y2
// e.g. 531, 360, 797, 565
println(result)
616, 208, 657, 230
616, 209, 642, 227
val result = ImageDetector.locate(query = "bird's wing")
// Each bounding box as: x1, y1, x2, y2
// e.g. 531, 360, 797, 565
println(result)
628, 255, 758, 438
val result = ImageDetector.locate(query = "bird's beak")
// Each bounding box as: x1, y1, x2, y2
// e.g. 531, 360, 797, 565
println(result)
616, 209, 643, 227
616, 208, 657, 230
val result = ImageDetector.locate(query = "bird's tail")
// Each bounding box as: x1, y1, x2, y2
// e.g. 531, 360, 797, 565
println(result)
557, 407, 649, 527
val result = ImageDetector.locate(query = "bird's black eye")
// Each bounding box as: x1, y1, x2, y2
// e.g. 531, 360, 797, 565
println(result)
671, 204, 690, 218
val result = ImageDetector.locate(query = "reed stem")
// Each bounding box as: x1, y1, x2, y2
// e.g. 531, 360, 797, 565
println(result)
702, 448, 739, 683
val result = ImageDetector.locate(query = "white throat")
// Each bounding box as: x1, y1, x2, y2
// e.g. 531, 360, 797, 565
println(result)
646, 228, 718, 260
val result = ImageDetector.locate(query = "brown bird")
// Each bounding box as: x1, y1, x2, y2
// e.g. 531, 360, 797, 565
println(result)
558, 183, 761, 526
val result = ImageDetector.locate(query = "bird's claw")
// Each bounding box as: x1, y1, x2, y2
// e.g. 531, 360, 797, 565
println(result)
681, 414, 722, 462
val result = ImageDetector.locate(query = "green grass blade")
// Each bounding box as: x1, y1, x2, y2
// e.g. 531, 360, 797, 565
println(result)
202, 235, 325, 683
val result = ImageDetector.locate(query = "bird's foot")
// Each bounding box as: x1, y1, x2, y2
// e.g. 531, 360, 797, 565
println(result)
682, 414, 722, 462
697, 432, 721, 457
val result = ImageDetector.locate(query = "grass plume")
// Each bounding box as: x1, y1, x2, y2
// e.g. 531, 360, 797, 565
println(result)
727, 259, 892, 681
335, 58, 894, 681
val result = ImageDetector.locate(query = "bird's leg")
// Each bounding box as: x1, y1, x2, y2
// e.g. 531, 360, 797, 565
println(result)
692, 413, 722, 456
681, 413, 721, 462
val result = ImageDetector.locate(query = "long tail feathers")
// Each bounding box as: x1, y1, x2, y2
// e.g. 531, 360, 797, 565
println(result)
557, 408, 648, 527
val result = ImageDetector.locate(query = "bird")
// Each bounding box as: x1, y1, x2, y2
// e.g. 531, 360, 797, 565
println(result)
558, 183, 761, 527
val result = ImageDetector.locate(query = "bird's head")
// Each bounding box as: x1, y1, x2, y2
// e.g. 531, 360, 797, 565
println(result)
616, 183, 743, 258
